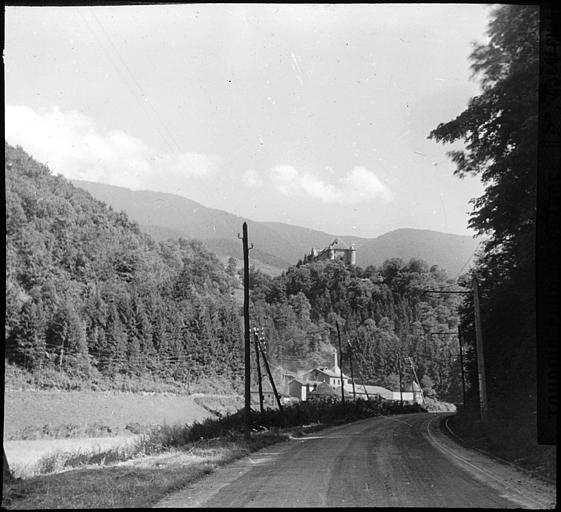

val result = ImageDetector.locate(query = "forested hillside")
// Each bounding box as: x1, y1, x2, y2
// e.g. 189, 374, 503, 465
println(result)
6, 143, 466, 402
248, 258, 465, 402
5, 143, 244, 391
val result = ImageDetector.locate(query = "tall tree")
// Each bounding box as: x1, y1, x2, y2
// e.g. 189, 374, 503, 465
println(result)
429, 5, 539, 415
429, 5, 538, 274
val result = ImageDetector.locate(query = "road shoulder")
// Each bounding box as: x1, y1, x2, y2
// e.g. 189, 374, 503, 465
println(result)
425, 414, 556, 509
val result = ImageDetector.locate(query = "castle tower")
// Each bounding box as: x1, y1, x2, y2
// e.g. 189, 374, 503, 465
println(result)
349, 245, 356, 266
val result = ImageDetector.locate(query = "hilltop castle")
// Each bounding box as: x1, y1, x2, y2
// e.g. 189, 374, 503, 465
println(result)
306, 238, 356, 266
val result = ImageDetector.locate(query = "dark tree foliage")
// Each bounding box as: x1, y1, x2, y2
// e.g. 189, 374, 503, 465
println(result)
5, 143, 243, 388
429, 6, 539, 416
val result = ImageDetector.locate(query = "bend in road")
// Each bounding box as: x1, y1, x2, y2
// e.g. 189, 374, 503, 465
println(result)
154, 413, 556, 509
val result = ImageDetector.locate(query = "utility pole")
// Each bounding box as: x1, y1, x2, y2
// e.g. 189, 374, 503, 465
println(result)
238, 222, 253, 438
457, 325, 466, 406
253, 328, 264, 414
398, 352, 403, 407
430, 331, 465, 406
405, 356, 422, 403
423, 284, 487, 421
347, 341, 356, 400
335, 321, 345, 403
3, 447, 11, 482
348, 340, 370, 400
472, 276, 488, 422
256, 332, 283, 414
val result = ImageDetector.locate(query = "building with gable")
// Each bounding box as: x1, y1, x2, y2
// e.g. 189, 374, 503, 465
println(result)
285, 351, 424, 405
307, 239, 356, 266
301, 352, 350, 388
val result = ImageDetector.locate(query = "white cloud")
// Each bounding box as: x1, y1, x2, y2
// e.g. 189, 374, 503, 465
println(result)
242, 169, 264, 188
5, 104, 221, 191
270, 164, 393, 204
343, 166, 394, 202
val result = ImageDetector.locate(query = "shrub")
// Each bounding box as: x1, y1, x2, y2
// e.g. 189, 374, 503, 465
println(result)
144, 397, 422, 451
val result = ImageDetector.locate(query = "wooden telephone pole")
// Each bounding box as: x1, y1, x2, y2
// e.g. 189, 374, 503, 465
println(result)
3, 447, 11, 482
348, 340, 370, 400
422, 282, 488, 422
405, 356, 422, 403
472, 276, 488, 422
253, 328, 264, 414
256, 332, 283, 414
457, 325, 467, 406
347, 341, 356, 400
335, 321, 345, 403
238, 222, 252, 437
398, 352, 403, 407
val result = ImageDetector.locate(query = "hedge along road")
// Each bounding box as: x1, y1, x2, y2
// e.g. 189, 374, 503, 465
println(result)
154, 412, 556, 509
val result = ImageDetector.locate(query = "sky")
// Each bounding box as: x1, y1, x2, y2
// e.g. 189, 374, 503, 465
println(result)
5, 4, 493, 239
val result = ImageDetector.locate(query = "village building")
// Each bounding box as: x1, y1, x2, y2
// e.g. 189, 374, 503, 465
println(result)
285, 351, 424, 406
288, 379, 308, 401
301, 352, 350, 388
308, 381, 350, 402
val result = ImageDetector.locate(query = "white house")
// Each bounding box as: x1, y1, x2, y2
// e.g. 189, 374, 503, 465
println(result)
285, 351, 424, 406
301, 352, 350, 388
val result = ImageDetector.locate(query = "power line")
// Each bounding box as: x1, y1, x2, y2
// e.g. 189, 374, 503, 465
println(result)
452, 244, 481, 281
78, 9, 181, 155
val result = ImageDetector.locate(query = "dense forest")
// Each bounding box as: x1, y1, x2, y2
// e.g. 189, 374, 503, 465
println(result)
5, 142, 244, 391
248, 257, 465, 401
5, 142, 466, 401
429, 5, 539, 421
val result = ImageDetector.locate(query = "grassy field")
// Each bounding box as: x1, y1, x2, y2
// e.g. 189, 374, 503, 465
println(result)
3, 390, 242, 439
3, 389, 244, 480
2, 432, 290, 509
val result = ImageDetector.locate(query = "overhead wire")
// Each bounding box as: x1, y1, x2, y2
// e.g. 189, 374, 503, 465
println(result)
77, 8, 181, 155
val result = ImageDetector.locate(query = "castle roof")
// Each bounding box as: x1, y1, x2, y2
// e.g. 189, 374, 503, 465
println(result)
329, 238, 352, 250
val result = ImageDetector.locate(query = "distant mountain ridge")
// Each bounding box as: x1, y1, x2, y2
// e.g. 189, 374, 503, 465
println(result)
72, 180, 480, 277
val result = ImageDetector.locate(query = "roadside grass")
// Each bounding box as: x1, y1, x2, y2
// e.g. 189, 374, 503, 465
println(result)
8, 436, 150, 479
447, 406, 556, 483
192, 394, 244, 418
2, 433, 287, 509
7, 421, 131, 441
3, 398, 419, 509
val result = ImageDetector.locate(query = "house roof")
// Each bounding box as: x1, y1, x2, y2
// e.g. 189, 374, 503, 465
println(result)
304, 367, 351, 380
344, 384, 393, 400
288, 379, 324, 387
287, 379, 304, 386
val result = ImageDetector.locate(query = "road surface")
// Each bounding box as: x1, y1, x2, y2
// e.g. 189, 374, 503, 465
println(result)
154, 413, 556, 508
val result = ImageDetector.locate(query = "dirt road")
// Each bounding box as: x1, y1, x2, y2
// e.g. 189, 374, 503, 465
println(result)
154, 413, 556, 509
